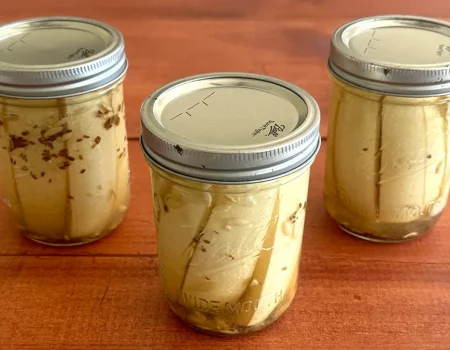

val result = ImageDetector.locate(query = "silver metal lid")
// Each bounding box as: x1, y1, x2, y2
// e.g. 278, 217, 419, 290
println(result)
329, 15, 450, 96
140, 72, 321, 183
0, 16, 127, 98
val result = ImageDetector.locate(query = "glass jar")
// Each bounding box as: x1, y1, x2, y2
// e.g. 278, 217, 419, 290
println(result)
0, 17, 130, 245
325, 15, 450, 242
140, 73, 321, 335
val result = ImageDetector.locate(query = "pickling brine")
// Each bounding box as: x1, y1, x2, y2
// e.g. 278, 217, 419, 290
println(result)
325, 15, 450, 242
324, 77, 450, 241
0, 81, 130, 245
140, 72, 321, 335
151, 165, 309, 334
0, 17, 130, 245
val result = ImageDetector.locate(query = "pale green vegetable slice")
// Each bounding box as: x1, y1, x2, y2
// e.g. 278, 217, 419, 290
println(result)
234, 169, 309, 327
66, 94, 117, 239
333, 90, 382, 221
422, 102, 448, 216
437, 103, 450, 211
379, 98, 446, 222
108, 84, 130, 230
5, 104, 66, 239
151, 171, 172, 228
0, 102, 24, 227
324, 83, 342, 199
157, 185, 213, 304
180, 188, 277, 309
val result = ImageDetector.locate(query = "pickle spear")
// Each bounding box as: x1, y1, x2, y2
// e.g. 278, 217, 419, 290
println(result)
180, 188, 278, 309
66, 94, 118, 239
379, 97, 447, 223
4, 104, 67, 239
333, 89, 382, 221
0, 102, 24, 227
324, 83, 342, 201
157, 185, 213, 304
151, 171, 173, 228
438, 104, 450, 208
108, 84, 130, 230
234, 170, 309, 327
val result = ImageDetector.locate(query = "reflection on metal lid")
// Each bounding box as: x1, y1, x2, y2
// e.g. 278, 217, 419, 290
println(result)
329, 15, 450, 95
0, 16, 127, 98
140, 72, 321, 183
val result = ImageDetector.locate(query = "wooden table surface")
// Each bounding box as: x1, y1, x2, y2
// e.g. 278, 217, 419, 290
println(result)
1, 1, 450, 349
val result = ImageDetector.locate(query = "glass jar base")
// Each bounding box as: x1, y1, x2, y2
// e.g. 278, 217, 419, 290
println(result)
186, 319, 274, 337
166, 297, 287, 336
24, 231, 112, 247
18, 206, 129, 247
177, 310, 280, 337
337, 224, 427, 243
22, 226, 121, 247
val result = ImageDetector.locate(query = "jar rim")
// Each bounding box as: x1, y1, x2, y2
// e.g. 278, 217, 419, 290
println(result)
0, 16, 128, 98
329, 15, 450, 96
140, 72, 321, 183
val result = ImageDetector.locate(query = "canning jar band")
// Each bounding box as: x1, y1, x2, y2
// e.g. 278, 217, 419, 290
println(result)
141, 136, 320, 186
0, 60, 128, 99
329, 60, 450, 97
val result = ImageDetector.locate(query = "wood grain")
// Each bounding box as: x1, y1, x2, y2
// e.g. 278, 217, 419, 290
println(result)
1, 0, 450, 348
0, 256, 449, 350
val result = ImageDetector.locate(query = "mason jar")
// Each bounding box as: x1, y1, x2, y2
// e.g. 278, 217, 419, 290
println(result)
0, 17, 130, 246
140, 73, 321, 335
324, 15, 450, 242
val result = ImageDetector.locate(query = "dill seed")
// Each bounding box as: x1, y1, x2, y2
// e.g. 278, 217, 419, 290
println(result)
104, 118, 114, 130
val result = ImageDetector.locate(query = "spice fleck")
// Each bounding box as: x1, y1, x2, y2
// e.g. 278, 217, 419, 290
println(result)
9, 135, 28, 151
104, 118, 114, 130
